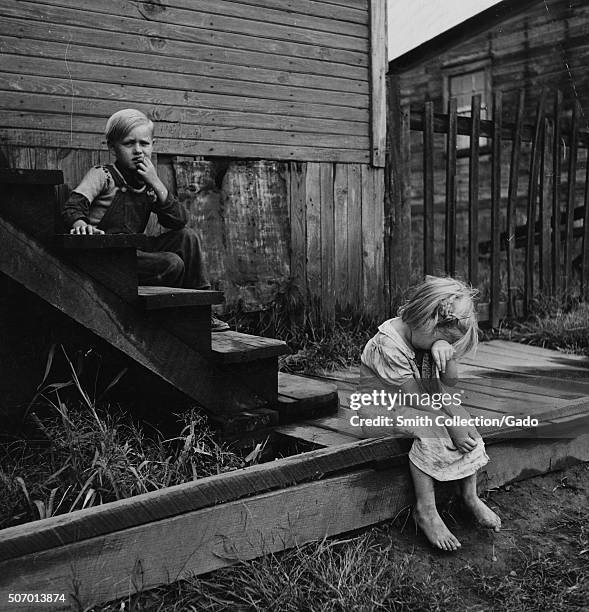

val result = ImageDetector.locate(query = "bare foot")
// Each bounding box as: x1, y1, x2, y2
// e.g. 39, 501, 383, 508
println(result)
414, 503, 462, 552
464, 496, 501, 531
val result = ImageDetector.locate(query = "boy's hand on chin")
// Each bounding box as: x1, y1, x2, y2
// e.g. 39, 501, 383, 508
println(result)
135, 156, 159, 186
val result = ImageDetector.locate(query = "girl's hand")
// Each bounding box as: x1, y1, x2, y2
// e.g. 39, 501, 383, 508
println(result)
431, 340, 455, 374
447, 424, 480, 454
70, 219, 104, 235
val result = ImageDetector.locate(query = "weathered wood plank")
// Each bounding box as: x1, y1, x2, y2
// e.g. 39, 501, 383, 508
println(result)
289, 162, 307, 312
539, 114, 553, 293
563, 100, 579, 294
0, 436, 405, 562
583, 149, 589, 299
468, 94, 480, 286
0, 128, 371, 164
305, 163, 322, 304
369, 0, 387, 167
211, 331, 289, 363
0, 15, 368, 82
525, 91, 546, 312
361, 165, 377, 314
506, 89, 524, 317
320, 163, 335, 324
0, 72, 370, 124
347, 163, 363, 309
490, 91, 502, 327
0, 34, 368, 98
423, 101, 435, 275
552, 90, 563, 296
2, 432, 588, 611
0, 90, 369, 139
445, 97, 457, 276
137, 287, 224, 310
334, 163, 349, 307
0, 167, 62, 184
0, 111, 370, 151
0, 217, 245, 412
2, 0, 369, 56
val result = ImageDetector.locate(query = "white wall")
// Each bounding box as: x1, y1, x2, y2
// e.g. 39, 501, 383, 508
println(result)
388, 0, 502, 60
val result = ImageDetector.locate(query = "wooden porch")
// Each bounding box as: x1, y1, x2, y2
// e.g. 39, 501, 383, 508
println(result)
277, 340, 589, 450
1, 340, 587, 611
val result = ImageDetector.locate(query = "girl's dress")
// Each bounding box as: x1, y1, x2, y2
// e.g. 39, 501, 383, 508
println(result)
360, 318, 489, 481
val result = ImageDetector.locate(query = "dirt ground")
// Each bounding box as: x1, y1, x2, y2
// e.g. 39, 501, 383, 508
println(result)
375, 461, 589, 611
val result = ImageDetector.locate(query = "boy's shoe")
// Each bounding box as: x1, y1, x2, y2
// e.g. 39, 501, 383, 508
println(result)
211, 315, 230, 332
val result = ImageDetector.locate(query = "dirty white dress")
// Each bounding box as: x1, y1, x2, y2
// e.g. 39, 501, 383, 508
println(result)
360, 318, 489, 481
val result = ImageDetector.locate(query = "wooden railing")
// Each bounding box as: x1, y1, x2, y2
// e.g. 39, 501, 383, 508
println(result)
387, 82, 589, 326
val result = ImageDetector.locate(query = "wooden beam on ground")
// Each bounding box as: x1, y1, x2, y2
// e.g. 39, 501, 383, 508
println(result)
2, 431, 588, 611
0, 436, 406, 562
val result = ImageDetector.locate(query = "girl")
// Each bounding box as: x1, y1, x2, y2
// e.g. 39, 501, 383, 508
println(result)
359, 276, 500, 551
62, 108, 228, 330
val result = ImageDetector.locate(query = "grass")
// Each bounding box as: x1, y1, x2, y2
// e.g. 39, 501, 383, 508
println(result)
0, 345, 249, 530
95, 500, 589, 612
493, 298, 589, 356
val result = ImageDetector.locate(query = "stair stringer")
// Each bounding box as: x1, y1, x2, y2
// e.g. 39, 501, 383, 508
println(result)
0, 216, 265, 412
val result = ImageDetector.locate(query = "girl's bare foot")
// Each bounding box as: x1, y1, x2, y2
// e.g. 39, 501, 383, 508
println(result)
414, 503, 462, 551
463, 495, 501, 531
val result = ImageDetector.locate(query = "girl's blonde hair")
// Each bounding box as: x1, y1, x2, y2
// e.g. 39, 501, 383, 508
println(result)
105, 109, 153, 145
398, 275, 479, 356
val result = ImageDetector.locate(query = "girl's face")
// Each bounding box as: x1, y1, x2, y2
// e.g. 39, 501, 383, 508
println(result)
110, 124, 153, 172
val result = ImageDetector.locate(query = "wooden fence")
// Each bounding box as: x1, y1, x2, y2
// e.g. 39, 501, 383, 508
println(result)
388, 81, 589, 326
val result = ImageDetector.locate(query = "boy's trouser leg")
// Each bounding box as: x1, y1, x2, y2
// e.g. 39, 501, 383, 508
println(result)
136, 250, 185, 286
141, 228, 210, 289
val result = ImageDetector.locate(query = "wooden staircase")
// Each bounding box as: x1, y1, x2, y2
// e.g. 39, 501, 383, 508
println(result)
0, 169, 337, 433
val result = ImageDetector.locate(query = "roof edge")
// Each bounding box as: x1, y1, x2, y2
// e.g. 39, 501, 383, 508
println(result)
388, 0, 540, 72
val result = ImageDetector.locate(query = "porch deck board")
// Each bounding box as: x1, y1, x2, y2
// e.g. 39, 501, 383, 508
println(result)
276, 340, 589, 448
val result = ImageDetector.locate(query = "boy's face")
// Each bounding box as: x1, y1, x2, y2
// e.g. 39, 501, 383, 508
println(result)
109, 124, 153, 172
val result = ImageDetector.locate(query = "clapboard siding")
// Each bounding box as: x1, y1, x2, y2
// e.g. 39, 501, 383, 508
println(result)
0, 17, 368, 80
0, 74, 369, 123
1, 2, 367, 68
0, 0, 375, 162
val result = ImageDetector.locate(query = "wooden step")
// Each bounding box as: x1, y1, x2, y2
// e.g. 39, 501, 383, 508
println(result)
277, 373, 339, 423
211, 330, 290, 363
55, 233, 147, 250
138, 286, 224, 309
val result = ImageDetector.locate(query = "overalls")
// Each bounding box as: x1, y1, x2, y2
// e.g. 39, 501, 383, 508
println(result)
99, 164, 210, 289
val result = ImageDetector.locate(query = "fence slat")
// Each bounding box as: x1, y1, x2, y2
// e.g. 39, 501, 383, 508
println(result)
524, 91, 546, 313
490, 91, 502, 328
582, 147, 589, 299
539, 116, 553, 293
564, 100, 579, 295
445, 97, 457, 276
506, 89, 524, 317
423, 101, 434, 275
320, 163, 335, 325
468, 95, 480, 287
552, 91, 563, 297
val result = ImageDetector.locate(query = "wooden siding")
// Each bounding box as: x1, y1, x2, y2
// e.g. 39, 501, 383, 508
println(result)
392, 0, 589, 291
0, 144, 385, 319
0, 0, 377, 163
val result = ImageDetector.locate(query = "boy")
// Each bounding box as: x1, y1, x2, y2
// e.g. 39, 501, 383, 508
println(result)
62, 108, 229, 331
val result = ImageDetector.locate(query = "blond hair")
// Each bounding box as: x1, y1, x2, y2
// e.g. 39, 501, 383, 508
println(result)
105, 109, 153, 145
398, 276, 479, 356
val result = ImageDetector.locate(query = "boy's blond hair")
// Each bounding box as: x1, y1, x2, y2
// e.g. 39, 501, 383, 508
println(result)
398, 275, 479, 356
105, 109, 153, 146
